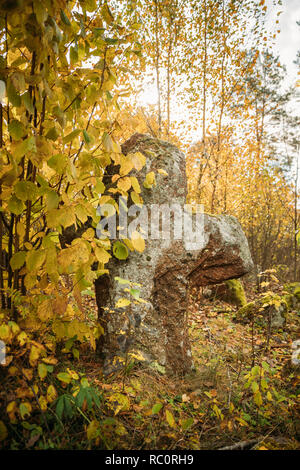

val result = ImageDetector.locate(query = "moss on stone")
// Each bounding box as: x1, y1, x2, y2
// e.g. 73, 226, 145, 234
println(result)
283, 282, 300, 295
236, 301, 256, 321
282, 283, 300, 312
293, 286, 300, 300
283, 294, 293, 310
225, 279, 247, 307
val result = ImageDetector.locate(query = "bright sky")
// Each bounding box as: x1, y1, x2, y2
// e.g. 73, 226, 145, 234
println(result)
266, 0, 300, 89
139, 1, 300, 105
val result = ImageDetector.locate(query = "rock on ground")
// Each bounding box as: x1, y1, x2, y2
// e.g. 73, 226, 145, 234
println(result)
94, 133, 254, 375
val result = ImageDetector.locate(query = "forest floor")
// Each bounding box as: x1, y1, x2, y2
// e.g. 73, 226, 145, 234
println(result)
2, 281, 299, 450
74, 282, 300, 451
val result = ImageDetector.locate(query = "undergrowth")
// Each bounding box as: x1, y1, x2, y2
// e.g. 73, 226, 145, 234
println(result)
0, 282, 299, 450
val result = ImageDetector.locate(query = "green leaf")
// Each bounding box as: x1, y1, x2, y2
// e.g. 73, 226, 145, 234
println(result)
83, 129, 91, 145
19, 403, 31, 419
70, 46, 78, 65
34, 0, 48, 24
45, 190, 59, 210
14, 136, 36, 161
181, 417, 194, 431
47, 153, 68, 174
261, 361, 270, 372
113, 241, 128, 260
63, 129, 81, 145
251, 381, 259, 394
94, 179, 105, 194
26, 249, 46, 272
72, 348, 79, 360
45, 127, 60, 141
104, 38, 118, 45
63, 397, 74, 417
80, 377, 89, 388
10, 251, 26, 270
152, 403, 163, 414
15, 181, 38, 201
55, 396, 65, 419
8, 119, 25, 140
22, 91, 34, 114
114, 277, 130, 285
52, 105, 65, 128
251, 365, 260, 376
130, 288, 140, 299
7, 79, 21, 107
7, 195, 24, 215
57, 372, 71, 384
38, 363, 48, 380
60, 10, 71, 26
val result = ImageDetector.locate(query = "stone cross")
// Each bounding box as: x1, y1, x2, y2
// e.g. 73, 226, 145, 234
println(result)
94, 134, 253, 375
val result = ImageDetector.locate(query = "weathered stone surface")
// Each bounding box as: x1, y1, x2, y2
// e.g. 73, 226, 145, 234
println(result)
95, 133, 254, 375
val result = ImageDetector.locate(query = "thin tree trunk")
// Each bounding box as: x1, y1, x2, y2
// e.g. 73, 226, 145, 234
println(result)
197, 0, 208, 203
154, 0, 162, 137
0, 102, 5, 308
166, 19, 173, 140
294, 148, 299, 281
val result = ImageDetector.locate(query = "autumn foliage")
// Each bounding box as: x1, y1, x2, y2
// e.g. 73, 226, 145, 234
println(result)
0, 0, 299, 450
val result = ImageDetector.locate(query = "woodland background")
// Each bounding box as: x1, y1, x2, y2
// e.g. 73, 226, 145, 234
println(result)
0, 0, 299, 450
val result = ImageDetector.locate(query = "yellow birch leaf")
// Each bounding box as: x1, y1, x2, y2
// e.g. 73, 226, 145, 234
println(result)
131, 191, 143, 206
87, 420, 100, 440
29, 345, 41, 366
39, 396, 48, 411
130, 176, 141, 193
157, 169, 168, 176
117, 177, 132, 192
131, 231, 145, 253
129, 152, 146, 171
46, 385, 57, 403
120, 155, 134, 176
67, 368, 79, 380
165, 409, 176, 428
94, 246, 111, 264
115, 298, 131, 308
143, 171, 156, 189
